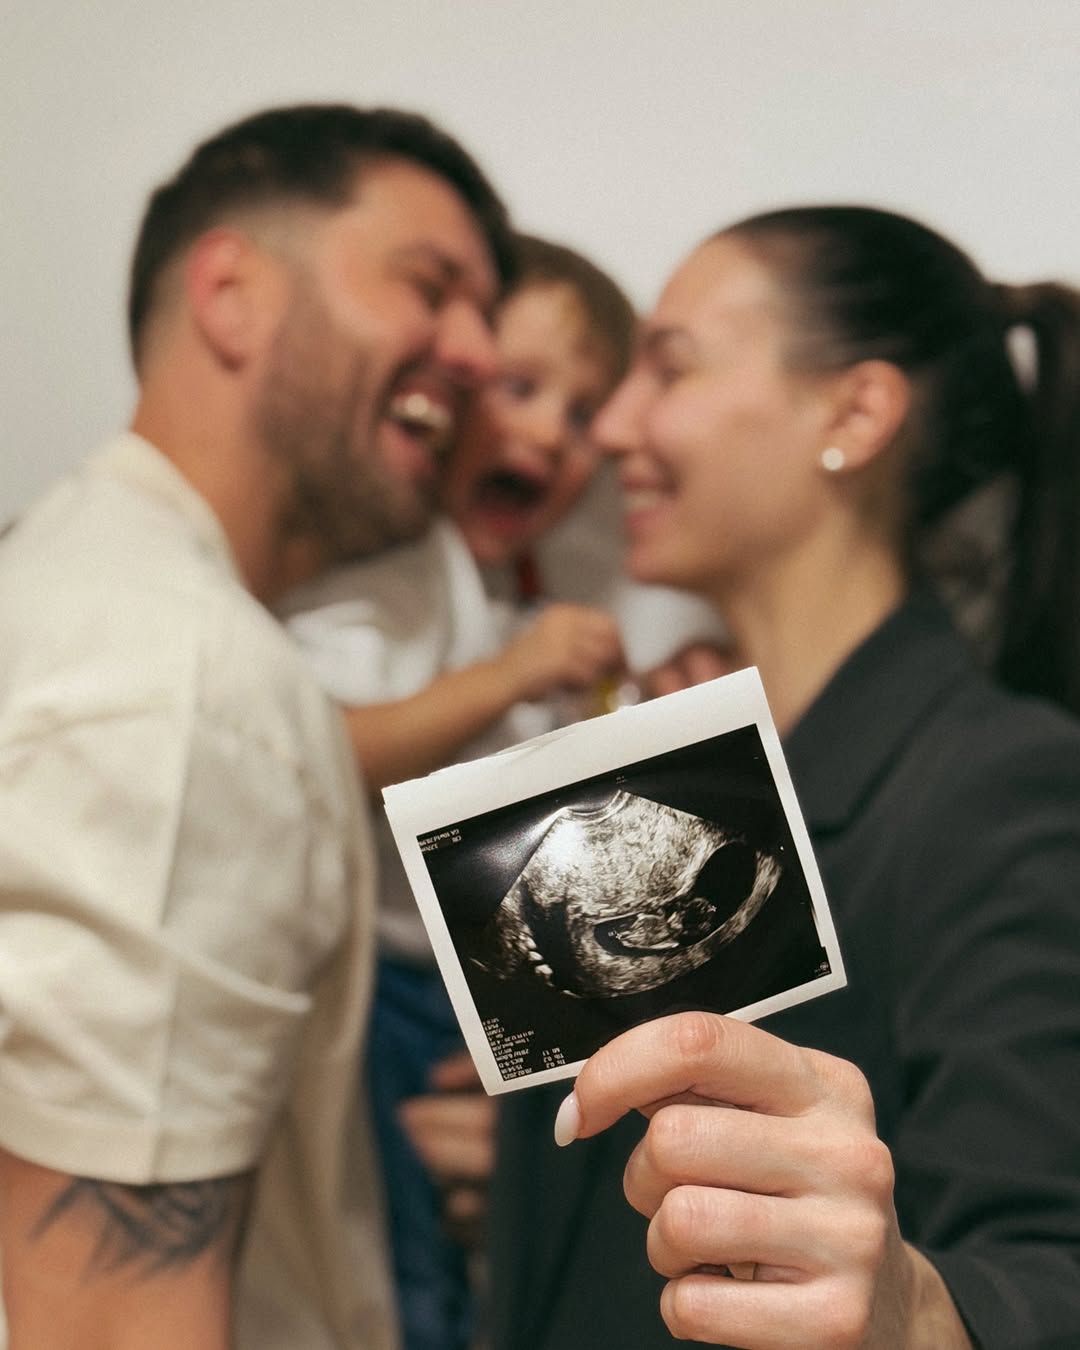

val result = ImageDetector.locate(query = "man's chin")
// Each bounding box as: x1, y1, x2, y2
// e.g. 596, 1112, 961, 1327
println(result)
331, 496, 436, 565
378, 416, 451, 488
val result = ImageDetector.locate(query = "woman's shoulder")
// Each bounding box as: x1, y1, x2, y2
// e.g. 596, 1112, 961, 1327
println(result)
881, 666, 1080, 925
921, 665, 1080, 794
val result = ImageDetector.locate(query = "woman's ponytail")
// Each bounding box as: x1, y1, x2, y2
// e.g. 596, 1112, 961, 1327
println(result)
995, 281, 1080, 713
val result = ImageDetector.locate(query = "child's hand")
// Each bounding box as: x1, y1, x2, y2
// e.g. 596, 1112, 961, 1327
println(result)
502, 603, 624, 702
399, 1051, 494, 1248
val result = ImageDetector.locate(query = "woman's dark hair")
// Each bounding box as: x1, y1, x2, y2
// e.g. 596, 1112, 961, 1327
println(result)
510, 233, 636, 385
721, 205, 1080, 714
128, 102, 516, 368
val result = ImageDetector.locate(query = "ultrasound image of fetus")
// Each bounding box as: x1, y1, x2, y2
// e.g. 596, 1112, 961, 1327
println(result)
470, 789, 781, 997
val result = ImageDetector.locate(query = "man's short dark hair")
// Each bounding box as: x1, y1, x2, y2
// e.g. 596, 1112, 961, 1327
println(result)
128, 102, 517, 367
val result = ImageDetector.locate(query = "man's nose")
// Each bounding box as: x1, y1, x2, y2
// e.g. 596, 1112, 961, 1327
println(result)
435, 301, 498, 385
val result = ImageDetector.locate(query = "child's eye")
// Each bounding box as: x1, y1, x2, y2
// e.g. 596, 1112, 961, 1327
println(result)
567, 401, 599, 434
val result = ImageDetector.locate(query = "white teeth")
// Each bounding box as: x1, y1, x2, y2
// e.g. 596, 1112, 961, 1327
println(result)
389, 390, 452, 434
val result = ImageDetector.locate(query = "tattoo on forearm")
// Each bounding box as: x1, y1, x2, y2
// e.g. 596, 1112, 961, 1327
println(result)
31, 1173, 251, 1278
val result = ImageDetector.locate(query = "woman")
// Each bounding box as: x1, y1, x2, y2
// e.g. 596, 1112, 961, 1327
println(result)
488, 207, 1080, 1349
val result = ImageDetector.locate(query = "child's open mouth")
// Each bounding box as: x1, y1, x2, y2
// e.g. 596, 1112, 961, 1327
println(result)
474, 467, 548, 512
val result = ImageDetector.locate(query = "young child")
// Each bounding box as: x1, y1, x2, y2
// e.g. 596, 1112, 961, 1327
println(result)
280, 234, 637, 1350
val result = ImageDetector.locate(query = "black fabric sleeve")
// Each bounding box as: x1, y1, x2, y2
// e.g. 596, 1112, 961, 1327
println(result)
893, 710, 1080, 1349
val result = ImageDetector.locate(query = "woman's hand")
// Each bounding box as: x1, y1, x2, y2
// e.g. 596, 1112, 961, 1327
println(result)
641, 641, 741, 698
555, 1012, 971, 1350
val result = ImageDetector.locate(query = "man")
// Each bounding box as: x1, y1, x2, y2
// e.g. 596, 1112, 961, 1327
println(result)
0, 103, 513, 1349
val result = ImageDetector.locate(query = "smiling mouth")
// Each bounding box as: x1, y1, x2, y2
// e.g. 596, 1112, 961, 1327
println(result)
594, 894, 723, 956
387, 390, 454, 458
622, 487, 668, 514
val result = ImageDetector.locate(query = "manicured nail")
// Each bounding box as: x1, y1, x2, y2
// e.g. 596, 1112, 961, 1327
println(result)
553, 1090, 581, 1147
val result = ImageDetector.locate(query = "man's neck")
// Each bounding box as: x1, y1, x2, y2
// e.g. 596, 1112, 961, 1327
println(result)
130, 399, 290, 605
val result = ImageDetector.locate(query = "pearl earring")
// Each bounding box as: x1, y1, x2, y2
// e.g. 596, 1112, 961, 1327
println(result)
820, 446, 846, 473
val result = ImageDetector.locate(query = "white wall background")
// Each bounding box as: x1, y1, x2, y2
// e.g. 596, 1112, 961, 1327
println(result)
4, 0, 1080, 525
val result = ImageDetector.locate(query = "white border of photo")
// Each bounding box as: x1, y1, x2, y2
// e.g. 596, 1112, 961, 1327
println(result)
382, 666, 846, 1094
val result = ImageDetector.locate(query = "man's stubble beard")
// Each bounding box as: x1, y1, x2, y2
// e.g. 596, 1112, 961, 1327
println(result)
254, 278, 439, 567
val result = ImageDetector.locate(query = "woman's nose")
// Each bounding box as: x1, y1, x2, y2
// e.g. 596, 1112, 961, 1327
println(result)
592, 372, 644, 458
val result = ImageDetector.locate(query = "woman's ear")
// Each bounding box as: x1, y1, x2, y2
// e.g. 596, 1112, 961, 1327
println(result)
184, 228, 285, 370
822, 360, 911, 470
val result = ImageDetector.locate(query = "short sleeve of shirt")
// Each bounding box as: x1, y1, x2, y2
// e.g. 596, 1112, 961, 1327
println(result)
0, 446, 357, 1186
0, 664, 351, 1184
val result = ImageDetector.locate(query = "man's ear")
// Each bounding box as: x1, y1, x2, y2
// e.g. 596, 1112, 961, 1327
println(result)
822, 360, 911, 469
184, 228, 285, 370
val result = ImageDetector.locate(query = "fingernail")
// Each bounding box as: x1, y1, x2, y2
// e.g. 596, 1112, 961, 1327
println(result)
553, 1090, 581, 1147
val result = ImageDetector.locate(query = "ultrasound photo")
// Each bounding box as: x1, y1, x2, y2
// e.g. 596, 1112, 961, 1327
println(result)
384, 668, 845, 1093
475, 787, 782, 998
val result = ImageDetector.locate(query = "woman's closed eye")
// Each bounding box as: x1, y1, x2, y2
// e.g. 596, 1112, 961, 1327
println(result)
649, 358, 689, 389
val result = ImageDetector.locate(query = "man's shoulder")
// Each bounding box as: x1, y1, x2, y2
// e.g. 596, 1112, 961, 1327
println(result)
2, 446, 235, 625
0, 456, 347, 795
2, 461, 252, 691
